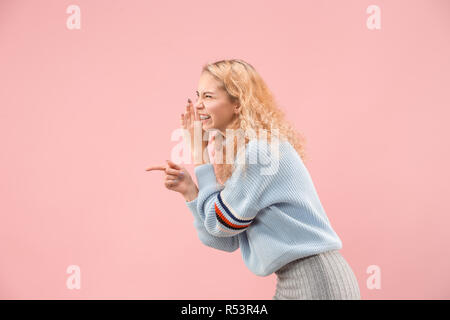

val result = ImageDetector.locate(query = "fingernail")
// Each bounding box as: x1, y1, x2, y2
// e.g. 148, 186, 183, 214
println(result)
188, 98, 191, 103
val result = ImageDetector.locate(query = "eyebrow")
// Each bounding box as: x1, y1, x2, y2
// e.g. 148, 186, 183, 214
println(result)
196, 91, 215, 95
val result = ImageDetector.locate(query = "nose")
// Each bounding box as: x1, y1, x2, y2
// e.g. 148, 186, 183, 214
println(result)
194, 100, 205, 111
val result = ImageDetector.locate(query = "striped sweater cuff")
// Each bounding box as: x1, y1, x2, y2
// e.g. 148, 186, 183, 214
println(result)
213, 191, 255, 231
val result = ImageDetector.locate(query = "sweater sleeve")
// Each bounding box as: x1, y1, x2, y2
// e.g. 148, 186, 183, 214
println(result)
186, 197, 239, 252
189, 139, 283, 238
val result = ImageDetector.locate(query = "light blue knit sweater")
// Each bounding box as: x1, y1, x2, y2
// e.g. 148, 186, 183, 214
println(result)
185, 138, 342, 277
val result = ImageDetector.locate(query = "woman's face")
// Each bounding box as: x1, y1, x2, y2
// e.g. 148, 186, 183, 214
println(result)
194, 72, 239, 135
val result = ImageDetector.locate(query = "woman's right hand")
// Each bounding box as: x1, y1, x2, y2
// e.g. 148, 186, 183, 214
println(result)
145, 159, 199, 201
181, 99, 210, 165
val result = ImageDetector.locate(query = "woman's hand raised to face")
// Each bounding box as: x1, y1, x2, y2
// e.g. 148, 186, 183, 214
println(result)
145, 159, 198, 201
181, 98, 210, 165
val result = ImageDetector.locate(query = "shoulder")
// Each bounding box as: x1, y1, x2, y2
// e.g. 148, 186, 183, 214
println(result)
234, 138, 301, 176
241, 138, 299, 163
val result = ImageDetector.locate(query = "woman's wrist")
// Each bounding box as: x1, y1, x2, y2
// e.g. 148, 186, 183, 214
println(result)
191, 139, 210, 164
183, 184, 199, 202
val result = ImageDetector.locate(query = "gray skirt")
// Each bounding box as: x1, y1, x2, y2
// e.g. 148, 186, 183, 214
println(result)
273, 249, 361, 300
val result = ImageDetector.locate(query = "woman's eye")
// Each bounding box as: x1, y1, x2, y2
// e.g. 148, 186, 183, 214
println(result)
205, 95, 212, 98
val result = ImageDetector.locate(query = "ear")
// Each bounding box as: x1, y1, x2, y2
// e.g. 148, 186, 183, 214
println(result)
234, 102, 241, 114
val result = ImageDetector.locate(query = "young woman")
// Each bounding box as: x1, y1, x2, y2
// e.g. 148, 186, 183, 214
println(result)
147, 59, 361, 300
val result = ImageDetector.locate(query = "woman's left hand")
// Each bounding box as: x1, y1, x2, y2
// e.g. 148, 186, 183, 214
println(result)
181, 98, 210, 165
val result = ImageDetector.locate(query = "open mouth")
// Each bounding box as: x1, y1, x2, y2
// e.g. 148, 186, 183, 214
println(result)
199, 115, 211, 120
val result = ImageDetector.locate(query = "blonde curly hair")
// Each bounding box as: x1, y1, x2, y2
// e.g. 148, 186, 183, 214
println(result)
201, 59, 308, 184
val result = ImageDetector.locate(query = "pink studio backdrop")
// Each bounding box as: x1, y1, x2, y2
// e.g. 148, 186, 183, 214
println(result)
1, 0, 449, 299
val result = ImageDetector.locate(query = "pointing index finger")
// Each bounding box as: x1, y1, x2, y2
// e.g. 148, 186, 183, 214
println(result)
145, 165, 166, 171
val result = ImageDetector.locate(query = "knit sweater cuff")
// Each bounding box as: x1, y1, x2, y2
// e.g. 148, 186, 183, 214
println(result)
194, 163, 218, 190
185, 196, 198, 211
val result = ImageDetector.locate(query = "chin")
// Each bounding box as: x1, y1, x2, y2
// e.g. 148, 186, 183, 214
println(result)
203, 122, 214, 129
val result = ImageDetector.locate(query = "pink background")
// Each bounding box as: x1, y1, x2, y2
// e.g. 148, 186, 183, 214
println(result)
1, 0, 449, 299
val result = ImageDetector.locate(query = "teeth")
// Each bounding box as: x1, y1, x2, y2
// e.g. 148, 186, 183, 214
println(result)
200, 115, 211, 120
